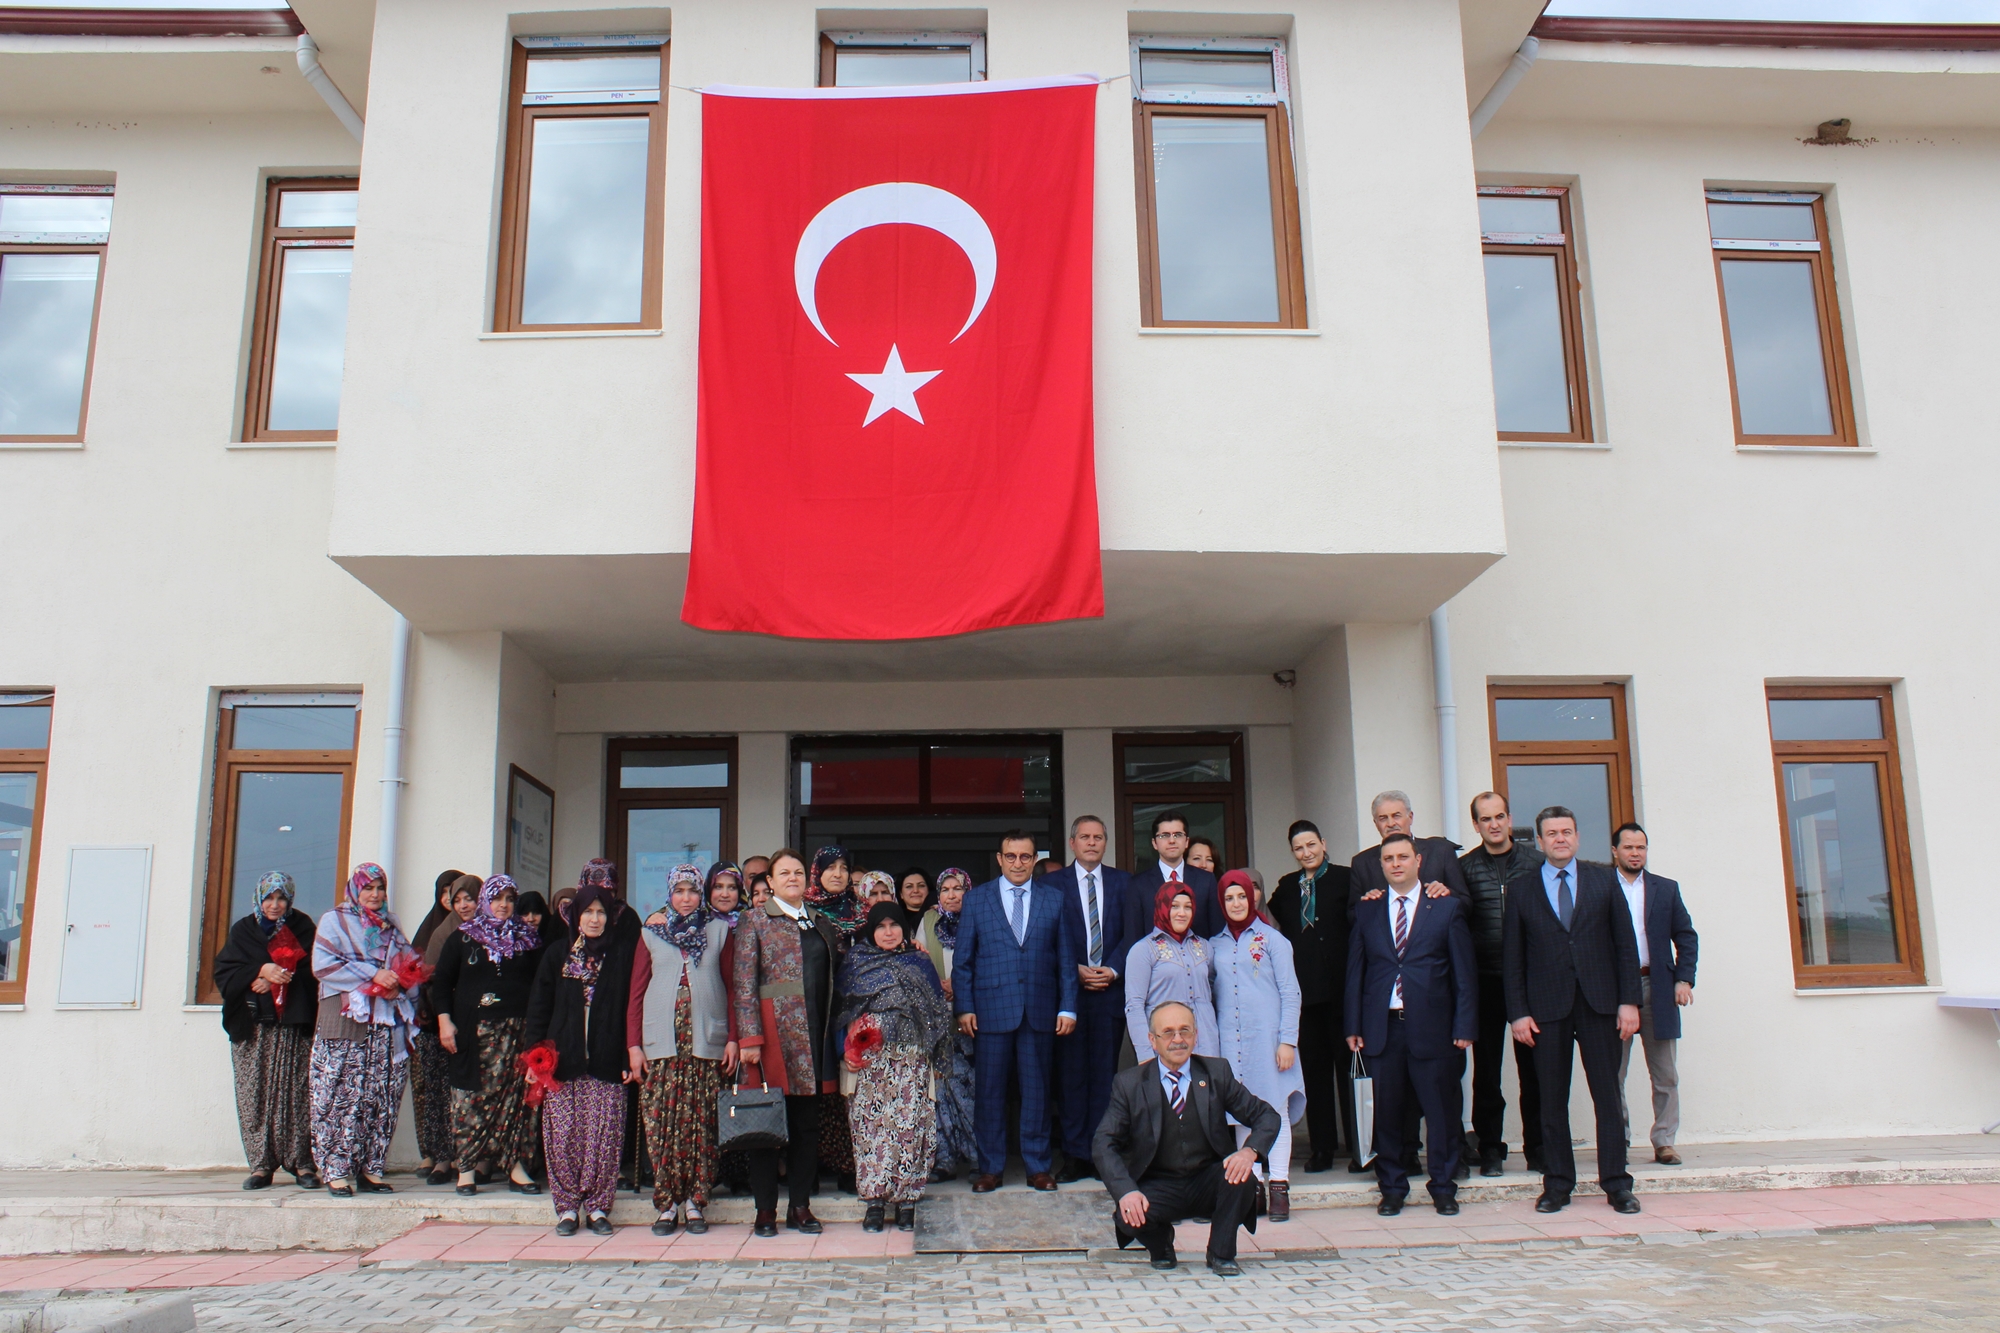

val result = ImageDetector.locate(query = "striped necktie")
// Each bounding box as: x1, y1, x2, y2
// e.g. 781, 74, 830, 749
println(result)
1167, 1068, 1186, 1117
1393, 893, 1411, 1006
1085, 871, 1102, 966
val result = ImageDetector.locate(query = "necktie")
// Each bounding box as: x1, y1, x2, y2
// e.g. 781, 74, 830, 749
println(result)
1167, 1069, 1186, 1117
1557, 868, 1574, 930
1393, 894, 1410, 1006
1010, 885, 1027, 944
1085, 871, 1102, 966
1168, 866, 1180, 883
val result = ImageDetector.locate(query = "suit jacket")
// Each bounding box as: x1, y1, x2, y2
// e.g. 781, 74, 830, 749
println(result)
1628, 870, 1698, 1040
1092, 1054, 1280, 1202
953, 875, 1079, 1032
1501, 860, 1643, 1024
1349, 837, 1470, 921
1055, 861, 1134, 1005
1123, 863, 1224, 946
1343, 887, 1478, 1057
1268, 862, 1353, 1009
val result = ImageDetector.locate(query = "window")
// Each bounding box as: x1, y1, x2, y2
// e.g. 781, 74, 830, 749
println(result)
243, 178, 356, 442
1480, 186, 1591, 441
0, 693, 52, 1004
818, 30, 983, 86
1113, 731, 1246, 871
1487, 685, 1634, 857
1767, 685, 1922, 988
607, 737, 736, 920
1130, 38, 1306, 328
494, 35, 668, 331
0, 186, 111, 442
1708, 190, 1855, 445
198, 693, 359, 1001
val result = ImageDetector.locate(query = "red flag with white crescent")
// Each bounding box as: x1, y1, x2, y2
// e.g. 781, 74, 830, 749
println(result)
682, 77, 1103, 640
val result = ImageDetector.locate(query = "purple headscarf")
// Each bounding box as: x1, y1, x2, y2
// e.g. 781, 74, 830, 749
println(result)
459, 874, 541, 961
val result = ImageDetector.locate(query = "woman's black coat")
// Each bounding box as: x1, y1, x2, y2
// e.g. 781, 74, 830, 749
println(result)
213, 909, 319, 1043
426, 929, 546, 1090
524, 906, 640, 1084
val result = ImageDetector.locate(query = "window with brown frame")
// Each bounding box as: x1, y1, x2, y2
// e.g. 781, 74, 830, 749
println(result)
0, 185, 112, 442
1707, 190, 1856, 446
1130, 38, 1307, 329
818, 29, 984, 86
197, 693, 360, 1002
494, 35, 669, 332
605, 737, 737, 921
1113, 732, 1247, 872
1487, 685, 1634, 858
1480, 185, 1592, 441
0, 693, 53, 1004
242, 177, 356, 442
1766, 685, 1922, 988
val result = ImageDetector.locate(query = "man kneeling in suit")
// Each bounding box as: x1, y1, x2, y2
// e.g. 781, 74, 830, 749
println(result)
1093, 1000, 1280, 1276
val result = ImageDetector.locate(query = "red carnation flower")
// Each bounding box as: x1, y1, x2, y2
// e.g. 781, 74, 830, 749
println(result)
846, 1014, 884, 1067
516, 1039, 563, 1107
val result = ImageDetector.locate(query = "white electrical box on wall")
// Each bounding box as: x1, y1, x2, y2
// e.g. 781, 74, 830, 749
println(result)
57, 845, 153, 1009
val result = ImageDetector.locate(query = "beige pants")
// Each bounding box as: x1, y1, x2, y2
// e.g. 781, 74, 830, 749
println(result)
1618, 976, 1680, 1149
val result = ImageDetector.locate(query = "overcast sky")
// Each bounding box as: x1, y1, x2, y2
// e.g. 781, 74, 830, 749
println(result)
1545, 1, 2000, 18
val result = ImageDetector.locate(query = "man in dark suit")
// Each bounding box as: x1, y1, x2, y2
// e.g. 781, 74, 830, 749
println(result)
1121, 810, 1223, 947
1092, 1000, 1280, 1276
1609, 823, 1699, 1165
1502, 805, 1643, 1215
1268, 818, 1357, 1173
1345, 833, 1479, 1214
1054, 814, 1134, 1181
1459, 790, 1545, 1176
955, 829, 1079, 1192
1348, 789, 1470, 911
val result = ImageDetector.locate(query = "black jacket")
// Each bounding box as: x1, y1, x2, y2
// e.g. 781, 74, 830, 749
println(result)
213, 909, 318, 1042
1501, 860, 1642, 1024
1268, 862, 1353, 1009
1458, 842, 1543, 976
428, 930, 547, 1089
1349, 837, 1469, 919
1092, 1054, 1280, 1203
1344, 889, 1479, 1056
525, 907, 640, 1084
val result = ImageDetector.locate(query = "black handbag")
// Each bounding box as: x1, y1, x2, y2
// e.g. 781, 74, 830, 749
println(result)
717, 1069, 788, 1153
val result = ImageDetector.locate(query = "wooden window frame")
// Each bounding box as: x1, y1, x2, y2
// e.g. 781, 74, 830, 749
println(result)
196, 697, 359, 1003
817, 30, 985, 87
0, 184, 112, 444
1708, 190, 1857, 447
493, 37, 669, 333
1112, 731, 1248, 872
0, 694, 52, 1005
1481, 185, 1593, 443
1766, 684, 1923, 989
242, 176, 356, 444
1486, 683, 1635, 848
604, 736, 739, 878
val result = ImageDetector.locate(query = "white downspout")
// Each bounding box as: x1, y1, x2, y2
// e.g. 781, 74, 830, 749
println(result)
1430, 606, 1460, 844
297, 33, 365, 143
1469, 35, 1539, 138
379, 615, 412, 893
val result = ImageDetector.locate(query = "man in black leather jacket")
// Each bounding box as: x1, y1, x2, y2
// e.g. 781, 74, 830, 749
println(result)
1459, 791, 1544, 1176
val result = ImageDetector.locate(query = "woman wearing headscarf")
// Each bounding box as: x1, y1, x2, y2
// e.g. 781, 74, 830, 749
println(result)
1123, 883, 1220, 1064
525, 878, 640, 1235
627, 863, 737, 1235
213, 870, 320, 1191
410, 870, 475, 1184
429, 874, 546, 1196
1209, 868, 1306, 1220
924, 868, 976, 1181
731, 848, 846, 1237
856, 870, 897, 908
704, 862, 744, 926
310, 863, 420, 1197
514, 890, 551, 939
835, 902, 954, 1232
804, 846, 861, 1192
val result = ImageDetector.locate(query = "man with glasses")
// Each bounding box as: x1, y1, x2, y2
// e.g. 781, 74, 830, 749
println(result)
1122, 810, 1223, 948
1053, 815, 1133, 1182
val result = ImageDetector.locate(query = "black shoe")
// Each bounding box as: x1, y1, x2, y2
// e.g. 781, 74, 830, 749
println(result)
555, 1216, 579, 1236
651, 1213, 677, 1237
508, 1178, 543, 1195
1479, 1152, 1506, 1178
587, 1213, 614, 1236
1535, 1191, 1569, 1213
455, 1183, 477, 1196
896, 1204, 915, 1232
242, 1172, 273, 1191
357, 1176, 394, 1194
1055, 1160, 1092, 1184
327, 1183, 354, 1198
1206, 1257, 1243, 1277
1347, 1159, 1373, 1174
295, 1172, 321, 1190
425, 1168, 453, 1186
685, 1215, 708, 1235
1434, 1196, 1461, 1216
928, 1167, 956, 1184
787, 1206, 823, 1235
1306, 1152, 1333, 1173
1149, 1253, 1177, 1271
1377, 1195, 1406, 1217
753, 1210, 778, 1238
1607, 1190, 1642, 1215
863, 1203, 886, 1233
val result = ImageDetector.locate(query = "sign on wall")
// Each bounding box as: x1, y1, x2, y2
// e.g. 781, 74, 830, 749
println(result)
506, 766, 554, 898
57, 845, 152, 1009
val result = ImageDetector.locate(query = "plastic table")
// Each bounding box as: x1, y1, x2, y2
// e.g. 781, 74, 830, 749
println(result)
1939, 995, 2000, 1133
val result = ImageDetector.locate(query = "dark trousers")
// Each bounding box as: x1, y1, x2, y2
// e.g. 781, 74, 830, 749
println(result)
975, 1025, 1054, 1176
1530, 986, 1632, 1198
1297, 1001, 1355, 1162
1126, 1163, 1257, 1262
1369, 1015, 1462, 1201
1473, 974, 1542, 1162
747, 1094, 821, 1215
1057, 990, 1123, 1161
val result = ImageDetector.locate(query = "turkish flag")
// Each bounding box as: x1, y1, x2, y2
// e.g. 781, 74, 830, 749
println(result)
682, 78, 1103, 640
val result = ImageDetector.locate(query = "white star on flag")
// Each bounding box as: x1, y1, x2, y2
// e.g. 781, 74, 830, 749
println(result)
846, 344, 942, 426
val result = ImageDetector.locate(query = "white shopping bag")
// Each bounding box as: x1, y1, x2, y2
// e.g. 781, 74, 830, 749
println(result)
1352, 1051, 1377, 1168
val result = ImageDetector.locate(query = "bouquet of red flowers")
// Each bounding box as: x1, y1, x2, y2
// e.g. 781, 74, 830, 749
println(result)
265, 925, 308, 1012
360, 951, 432, 999
516, 1039, 563, 1108
845, 1014, 883, 1068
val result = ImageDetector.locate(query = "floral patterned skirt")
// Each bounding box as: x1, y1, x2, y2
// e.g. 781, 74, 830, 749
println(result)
408, 1029, 454, 1167
309, 1026, 406, 1183
640, 985, 723, 1211
450, 1017, 536, 1175
851, 1048, 935, 1204
543, 1075, 625, 1219
230, 1022, 314, 1176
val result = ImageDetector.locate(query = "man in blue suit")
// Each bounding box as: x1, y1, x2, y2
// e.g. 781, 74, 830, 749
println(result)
1345, 833, 1478, 1216
1054, 815, 1133, 1181
1121, 810, 1224, 946
1609, 823, 1699, 1165
955, 829, 1079, 1192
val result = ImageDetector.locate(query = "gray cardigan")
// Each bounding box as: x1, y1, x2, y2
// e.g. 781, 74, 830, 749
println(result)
635, 921, 734, 1061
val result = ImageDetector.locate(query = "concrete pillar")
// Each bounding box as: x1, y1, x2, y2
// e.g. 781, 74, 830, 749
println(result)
737, 731, 788, 859
1244, 724, 1298, 876
1291, 628, 1358, 857
1061, 728, 1115, 865
552, 730, 603, 887
399, 631, 505, 909
1344, 622, 1446, 848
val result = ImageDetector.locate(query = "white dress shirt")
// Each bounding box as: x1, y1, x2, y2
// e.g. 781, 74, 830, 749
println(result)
772, 895, 808, 923
1386, 884, 1420, 1009
1618, 868, 1651, 968
1158, 858, 1188, 883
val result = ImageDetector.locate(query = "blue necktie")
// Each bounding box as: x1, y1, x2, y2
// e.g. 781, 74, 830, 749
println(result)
1557, 868, 1574, 930
1009, 885, 1027, 944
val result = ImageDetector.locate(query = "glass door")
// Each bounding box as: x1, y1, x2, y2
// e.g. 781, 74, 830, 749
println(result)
1112, 732, 1247, 872
605, 738, 735, 920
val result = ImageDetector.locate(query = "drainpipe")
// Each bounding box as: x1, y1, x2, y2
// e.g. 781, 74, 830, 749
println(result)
378, 614, 412, 894
1469, 35, 1539, 138
297, 33, 365, 143
1430, 606, 1460, 844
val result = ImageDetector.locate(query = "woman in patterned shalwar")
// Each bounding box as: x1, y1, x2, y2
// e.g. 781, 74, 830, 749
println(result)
213, 870, 320, 1190
921, 868, 977, 1181
309, 863, 419, 1197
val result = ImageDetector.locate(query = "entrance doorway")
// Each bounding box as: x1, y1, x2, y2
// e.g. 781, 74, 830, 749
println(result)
605, 737, 738, 920
791, 734, 1063, 886
1113, 731, 1248, 872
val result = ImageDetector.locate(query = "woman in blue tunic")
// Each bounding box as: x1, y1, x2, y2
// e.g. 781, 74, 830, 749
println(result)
1122, 883, 1218, 1063
1209, 868, 1306, 1219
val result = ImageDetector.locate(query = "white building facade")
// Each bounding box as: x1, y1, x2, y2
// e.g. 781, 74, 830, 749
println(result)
3, 0, 1997, 1167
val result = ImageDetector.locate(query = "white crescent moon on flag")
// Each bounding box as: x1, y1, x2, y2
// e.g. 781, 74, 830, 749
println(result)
794, 182, 997, 346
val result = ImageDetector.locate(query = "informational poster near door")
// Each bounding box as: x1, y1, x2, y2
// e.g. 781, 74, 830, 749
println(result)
58, 845, 152, 1009
506, 766, 554, 899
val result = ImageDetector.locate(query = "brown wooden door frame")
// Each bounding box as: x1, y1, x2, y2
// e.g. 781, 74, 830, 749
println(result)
603, 736, 739, 882
1112, 730, 1248, 871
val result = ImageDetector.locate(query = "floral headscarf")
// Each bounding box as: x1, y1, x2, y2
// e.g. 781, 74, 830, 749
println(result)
1153, 883, 1197, 942
255, 870, 295, 937
807, 846, 862, 933
857, 870, 897, 903
933, 868, 971, 949
459, 874, 542, 961
704, 862, 744, 927
345, 864, 390, 951
646, 863, 713, 967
